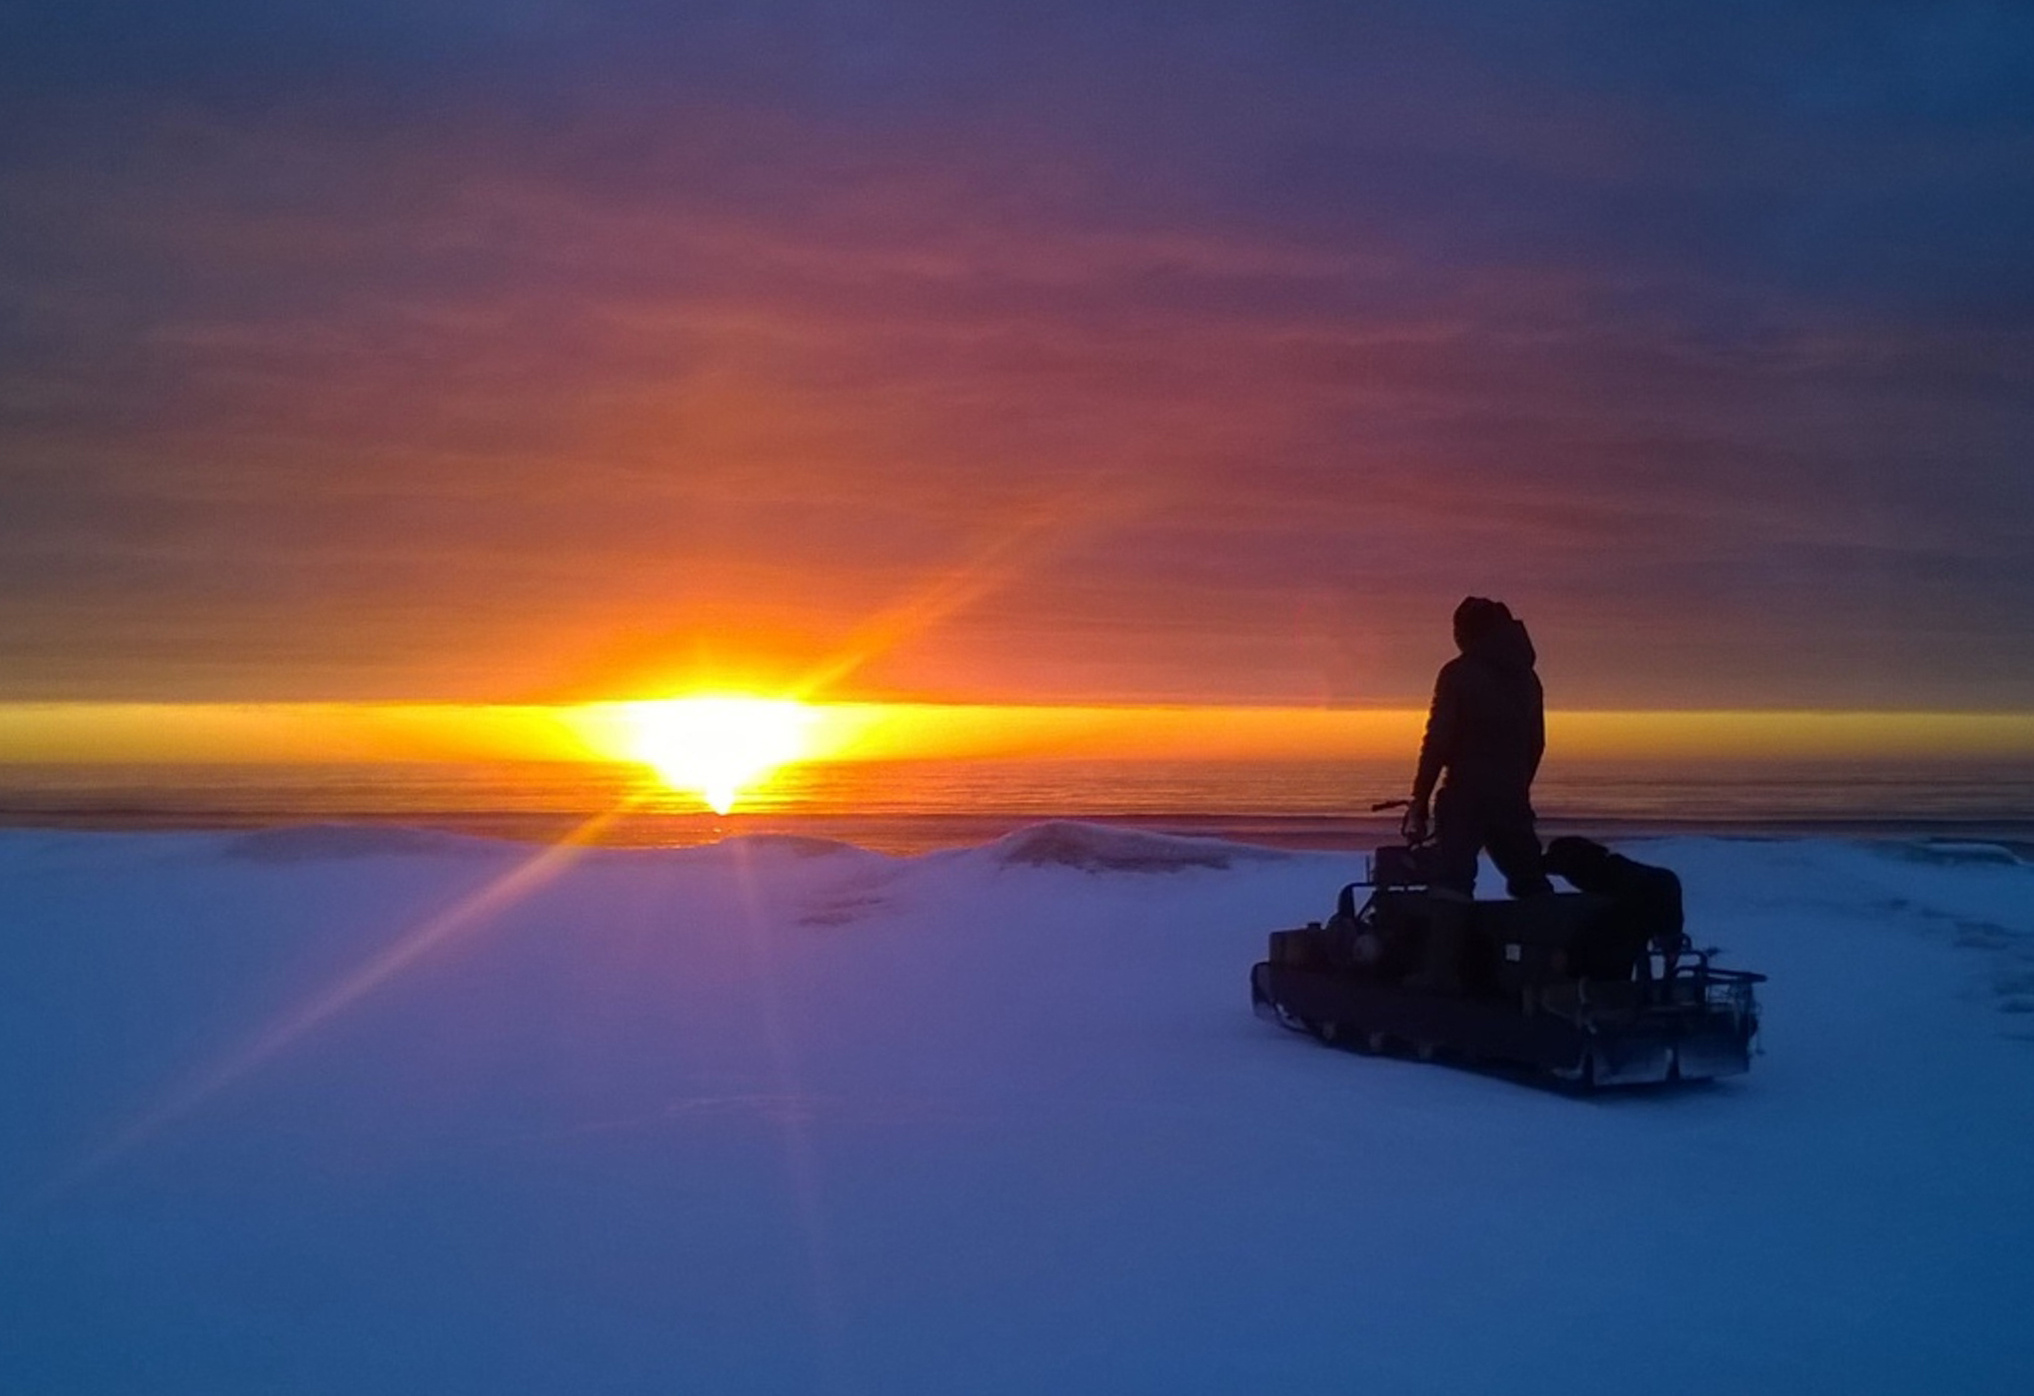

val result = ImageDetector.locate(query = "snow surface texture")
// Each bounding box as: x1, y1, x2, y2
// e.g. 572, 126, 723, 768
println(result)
2, 824, 2032, 1395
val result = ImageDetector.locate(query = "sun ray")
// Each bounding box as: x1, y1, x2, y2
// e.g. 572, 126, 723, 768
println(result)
47, 803, 637, 1195
791, 482, 1140, 698
726, 839, 847, 1378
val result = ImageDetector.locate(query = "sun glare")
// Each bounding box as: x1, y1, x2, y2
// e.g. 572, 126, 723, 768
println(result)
622, 696, 814, 813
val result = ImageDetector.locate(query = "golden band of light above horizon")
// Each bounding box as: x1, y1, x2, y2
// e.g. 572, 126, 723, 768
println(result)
0, 701, 2032, 768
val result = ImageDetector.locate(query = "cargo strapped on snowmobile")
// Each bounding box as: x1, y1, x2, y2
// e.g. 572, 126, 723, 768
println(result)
1251, 844, 1766, 1090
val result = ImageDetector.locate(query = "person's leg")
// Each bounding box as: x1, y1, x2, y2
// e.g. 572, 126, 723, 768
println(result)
1485, 800, 1553, 897
1426, 785, 1480, 895
1408, 786, 1479, 991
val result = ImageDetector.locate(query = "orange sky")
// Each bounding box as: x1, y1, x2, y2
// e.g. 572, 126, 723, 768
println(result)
3, 701, 2031, 768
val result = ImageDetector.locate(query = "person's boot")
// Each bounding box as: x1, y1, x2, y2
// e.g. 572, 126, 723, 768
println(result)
1405, 888, 1473, 992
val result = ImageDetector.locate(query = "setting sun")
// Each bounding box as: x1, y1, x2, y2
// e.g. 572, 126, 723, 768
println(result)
620, 696, 815, 813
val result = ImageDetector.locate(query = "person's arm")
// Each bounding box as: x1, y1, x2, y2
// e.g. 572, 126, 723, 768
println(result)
1411, 664, 1459, 808
1527, 675, 1545, 784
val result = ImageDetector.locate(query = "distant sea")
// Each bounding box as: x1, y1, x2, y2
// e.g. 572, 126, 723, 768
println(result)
3, 756, 2033, 855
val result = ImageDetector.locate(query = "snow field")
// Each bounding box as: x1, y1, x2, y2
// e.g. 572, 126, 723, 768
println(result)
1, 825, 2031, 1394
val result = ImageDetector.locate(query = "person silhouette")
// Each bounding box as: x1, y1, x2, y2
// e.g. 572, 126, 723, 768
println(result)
1396, 597, 1552, 991
1403, 596, 1552, 900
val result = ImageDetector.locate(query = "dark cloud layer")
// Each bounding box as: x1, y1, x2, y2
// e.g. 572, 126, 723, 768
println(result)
2, 1, 2031, 704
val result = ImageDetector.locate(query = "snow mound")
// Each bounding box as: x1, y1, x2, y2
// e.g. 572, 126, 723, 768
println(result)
1875, 839, 2026, 867
662, 832, 881, 866
987, 819, 1282, 873
222, 824, 506, 862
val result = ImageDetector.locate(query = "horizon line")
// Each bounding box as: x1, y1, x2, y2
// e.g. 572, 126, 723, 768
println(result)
0, 701, 2031, 765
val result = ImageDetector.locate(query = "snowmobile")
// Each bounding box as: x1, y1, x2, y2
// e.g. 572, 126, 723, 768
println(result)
1249, 835, 1764, 1089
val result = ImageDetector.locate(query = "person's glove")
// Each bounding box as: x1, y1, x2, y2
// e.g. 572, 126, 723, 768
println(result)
1400, 802, 1430, 845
